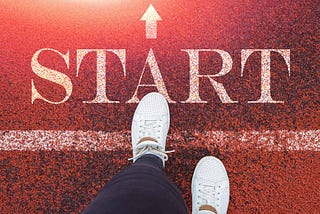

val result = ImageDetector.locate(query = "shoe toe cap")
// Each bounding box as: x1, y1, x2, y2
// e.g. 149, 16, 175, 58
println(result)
195, 156, 229, 182
136, 92, 169, 116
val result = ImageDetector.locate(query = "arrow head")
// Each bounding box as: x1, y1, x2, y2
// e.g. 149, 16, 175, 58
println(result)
140, 4, 162, 21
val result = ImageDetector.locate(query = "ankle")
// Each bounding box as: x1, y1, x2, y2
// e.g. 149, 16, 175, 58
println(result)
135, 154, 164, 169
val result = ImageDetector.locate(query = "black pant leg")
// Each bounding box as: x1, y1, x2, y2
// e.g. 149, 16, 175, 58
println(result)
82, 154, 188, 214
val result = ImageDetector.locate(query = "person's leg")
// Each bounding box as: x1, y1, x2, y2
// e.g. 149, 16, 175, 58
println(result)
82, 92, 188, 214
191, 156, 230, 214
82, 154, 187, 214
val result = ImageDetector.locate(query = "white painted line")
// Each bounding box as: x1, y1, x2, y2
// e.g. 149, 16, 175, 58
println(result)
0, 130, 319, 151
200, 130, 320, 151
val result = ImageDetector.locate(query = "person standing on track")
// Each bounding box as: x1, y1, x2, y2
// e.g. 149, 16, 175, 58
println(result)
83, 92, 230, 214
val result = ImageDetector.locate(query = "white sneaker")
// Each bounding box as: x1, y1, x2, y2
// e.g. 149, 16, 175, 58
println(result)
129, 92, 174, 166
192, 156, 230, 214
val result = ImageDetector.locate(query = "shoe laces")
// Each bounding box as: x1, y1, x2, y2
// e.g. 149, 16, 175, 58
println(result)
138, 119, 162, 140
128, 144, 175, 162
197, 179, 223, 210
129, 119, 174, 162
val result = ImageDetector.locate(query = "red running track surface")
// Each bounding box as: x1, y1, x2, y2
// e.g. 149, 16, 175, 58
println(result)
0, 0, 319, 213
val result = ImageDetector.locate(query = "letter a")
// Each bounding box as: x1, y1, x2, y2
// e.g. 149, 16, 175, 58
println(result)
127, 49, 175, 103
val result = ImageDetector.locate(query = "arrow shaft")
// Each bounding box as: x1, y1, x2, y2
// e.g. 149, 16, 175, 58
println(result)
145, 20, 157, 39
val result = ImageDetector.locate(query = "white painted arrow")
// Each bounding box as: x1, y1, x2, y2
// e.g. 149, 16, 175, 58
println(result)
140, 4, 162, 39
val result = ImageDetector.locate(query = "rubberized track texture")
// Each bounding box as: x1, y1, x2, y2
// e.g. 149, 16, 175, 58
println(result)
0, 0, 319, 213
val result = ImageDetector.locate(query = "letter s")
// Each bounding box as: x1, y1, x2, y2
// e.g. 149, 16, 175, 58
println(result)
31, 48, 72, 104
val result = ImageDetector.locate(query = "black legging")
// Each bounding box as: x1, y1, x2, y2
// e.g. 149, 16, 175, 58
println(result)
82, 154, 188, 214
